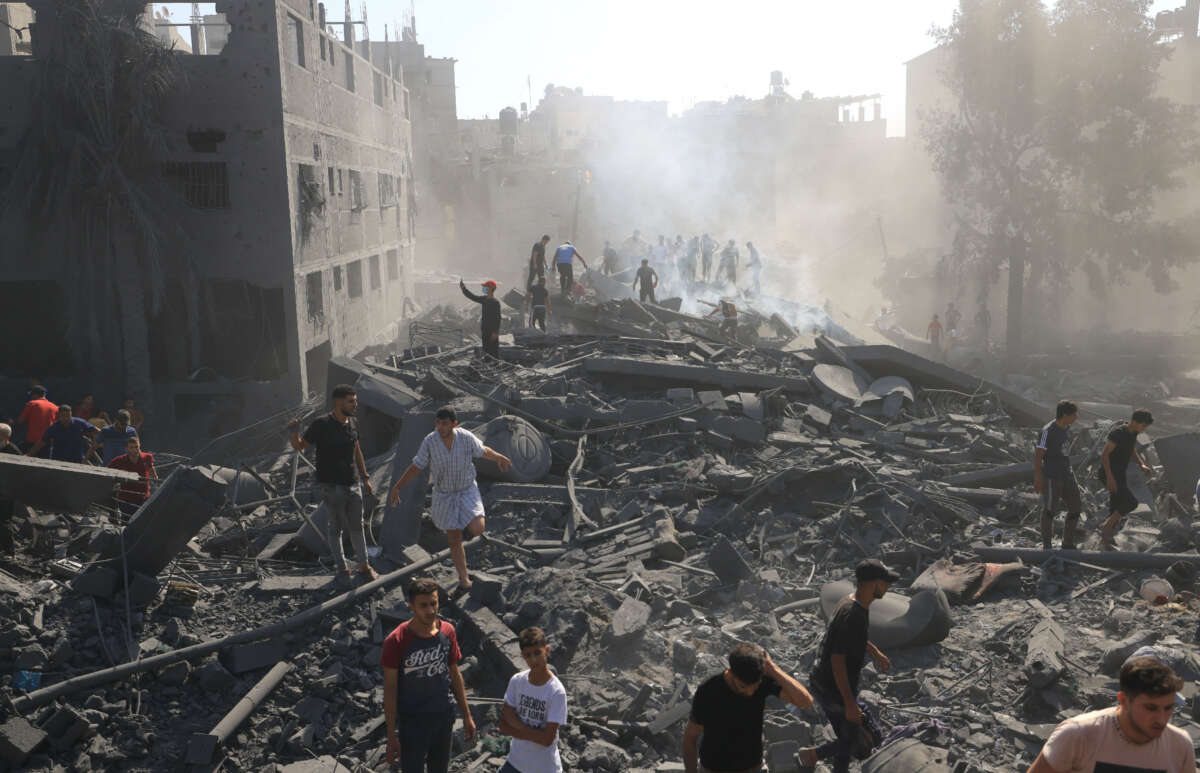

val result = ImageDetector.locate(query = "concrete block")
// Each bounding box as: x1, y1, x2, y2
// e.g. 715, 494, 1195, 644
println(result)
257, 575, 335, 593
677, 417, 700, 433
708, 536, 754, 585
666, 388, 696, 404
99, 466, 228, 577
295, 696, 329, 725
610, 596, 652, 640
0, 454, 138, 513
122, 571, 160, 607
708, 415, 765, 445
804, 404, 832, 430
467, 571, 504, 605
583, 356, 813, 395
72, 565, 118, 599
379, 412, 436, 558
40, 705, 88, 750
697, 391, 726, 411
767, 740, 800, 773
0, 717, 47, 765
221, 638, 288, 674
457, 599, 523, 680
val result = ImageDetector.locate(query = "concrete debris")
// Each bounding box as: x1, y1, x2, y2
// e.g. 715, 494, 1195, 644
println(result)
0, 318, 1197, 773
0, 453, 138, 513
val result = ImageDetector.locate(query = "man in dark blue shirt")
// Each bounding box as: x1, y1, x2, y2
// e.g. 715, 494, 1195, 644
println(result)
25, 404, 96, 463
1034, 400, 1081, 549
95, 410, 138, 465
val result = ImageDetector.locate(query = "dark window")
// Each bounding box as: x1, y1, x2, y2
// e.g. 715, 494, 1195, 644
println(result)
286, 14, 305, 68
327, 166, 335, 195
305, 271, 323, 321
337, 168, 344, 195
297, 164, 324, 242
403, 90, 409, 119
333, 265, 343, 291
320, 34, 326, 61
347, 260, 363, 298
386, 248, 399, 281
344, 54, 355, 92
369, 254, 381, 290
378, 173, 395, 208
162, 162, 230, 209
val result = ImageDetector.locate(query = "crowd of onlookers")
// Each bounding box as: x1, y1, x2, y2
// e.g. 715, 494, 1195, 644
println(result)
0, 381, 158, 554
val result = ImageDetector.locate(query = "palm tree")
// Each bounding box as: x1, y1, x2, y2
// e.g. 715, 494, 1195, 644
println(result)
1, 0, 200, 413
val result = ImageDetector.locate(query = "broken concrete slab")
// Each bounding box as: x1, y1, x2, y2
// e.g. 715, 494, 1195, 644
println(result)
944, 457, 1084, 489
0, 453, 138, 513
98, 466, 228, 577
708, 536, 754, 585
820, 580, 952, 649
379, 411, 436, 556
1025, 618, 1067, 688
811, 364, 870, 405
221, 639, 289, 675
471, 415, 551, 483
0, 717, 47, 765
583, 356, 814, 395
610, 596, 652, 640
973, 543, 1200, 570
840, 344, 1047, 426
862, 738, 952, 773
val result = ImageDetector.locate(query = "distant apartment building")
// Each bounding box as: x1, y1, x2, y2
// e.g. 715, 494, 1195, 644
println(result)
0, 1, 414, 439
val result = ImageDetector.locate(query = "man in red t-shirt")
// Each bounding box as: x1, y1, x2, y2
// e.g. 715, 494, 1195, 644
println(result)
107, 437, 157, 515
17, 385, 57, 455
380, 577, 475, 772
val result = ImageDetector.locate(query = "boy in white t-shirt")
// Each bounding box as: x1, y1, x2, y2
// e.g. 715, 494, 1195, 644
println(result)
498, 627, 568, 773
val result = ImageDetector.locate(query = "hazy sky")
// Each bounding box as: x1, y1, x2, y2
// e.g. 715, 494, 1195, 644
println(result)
359, 0, 1178, 137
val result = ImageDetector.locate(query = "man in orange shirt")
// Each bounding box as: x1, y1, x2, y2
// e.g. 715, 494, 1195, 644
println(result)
17, 385, 57, 456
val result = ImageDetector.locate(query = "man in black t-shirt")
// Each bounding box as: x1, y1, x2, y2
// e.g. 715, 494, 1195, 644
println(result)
525, 276, 552, 331
1100, 409, 1154, 550
461, 279, 502, 359
527, 234, 550, 290
683, 642, 812, 773
1034, 400, 1081, 550
288, 384, 377, 581
632, 259, 658, 304
800, 559, 898, 773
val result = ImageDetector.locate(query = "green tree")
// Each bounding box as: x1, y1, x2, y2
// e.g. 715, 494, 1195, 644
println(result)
1, 0, 199, 410
922, 0, 1198, 357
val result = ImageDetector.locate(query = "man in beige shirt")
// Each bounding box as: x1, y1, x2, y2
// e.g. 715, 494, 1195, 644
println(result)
1026, 656, 1195, 773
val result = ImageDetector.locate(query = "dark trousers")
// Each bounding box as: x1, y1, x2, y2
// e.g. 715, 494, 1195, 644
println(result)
482, 330, 500, 359
814, 688, 881, 773
557, 262, 573, 297
0, 499, 13, 554
397, 711, 453, 773
639, 287, 655, 304
531, 307, 546, 331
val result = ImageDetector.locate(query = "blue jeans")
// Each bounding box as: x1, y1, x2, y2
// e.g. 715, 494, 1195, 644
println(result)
396, 710, 453, 773
814, 686, 881, 773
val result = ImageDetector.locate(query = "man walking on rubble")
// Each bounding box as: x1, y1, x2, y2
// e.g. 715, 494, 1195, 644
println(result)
799, 559, 898, 772
528, 234, 551, 291
1025, 655, 1194, 773
1099, 409, 1155, 550
388, 405, 513, 590
460, 278, 502, 359
288, 384, 378, 582
1035, 400, 1082, 550
552, 241, 588, 300
683, 641, 813, 773
381, 577, 476, 773
633, 258, 659, 305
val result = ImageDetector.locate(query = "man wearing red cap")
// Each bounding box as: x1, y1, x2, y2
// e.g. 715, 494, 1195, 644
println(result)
461, 278, 502, 359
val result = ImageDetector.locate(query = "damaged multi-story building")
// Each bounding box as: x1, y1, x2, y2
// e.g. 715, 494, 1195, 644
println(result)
0, 1, 415, 443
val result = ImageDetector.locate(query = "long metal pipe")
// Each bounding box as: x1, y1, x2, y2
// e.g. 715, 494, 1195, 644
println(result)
187, 661, 293, 764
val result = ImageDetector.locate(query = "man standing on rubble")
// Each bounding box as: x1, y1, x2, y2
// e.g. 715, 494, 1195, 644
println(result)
16, 385, 56, 456
799, 559, 898, 772
633, 258, 659, 305
927, 313, 943, 352
552, 241, 588, 300
719, 239, 739, 285
388, 405, 513, 590
381, 577, 476, 772
525, 275, 552, 332
700, 233, 716, 282
683, 641, 813, 773
1099, 409, 1155, 550
528, 235, 551, 291
746, 241, 761, 296
707, 299, 738, 340
1034, 400, 1082, 550
288, 384, 377, 582
498, 626, 569, 773
1025, 655, 1193, 773
975, 302, 991, 348
460, 279, 502, 359
601, 240, 620, 275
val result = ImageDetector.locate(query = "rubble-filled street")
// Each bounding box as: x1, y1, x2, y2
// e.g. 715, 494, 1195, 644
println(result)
2, 285, 1200, 772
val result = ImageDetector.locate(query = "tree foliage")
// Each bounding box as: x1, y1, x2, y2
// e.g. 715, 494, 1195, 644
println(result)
922, 0, 1199, 353
1, 0, 199, 403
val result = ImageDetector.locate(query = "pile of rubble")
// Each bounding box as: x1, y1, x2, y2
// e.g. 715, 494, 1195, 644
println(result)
1, 308, 1200, 773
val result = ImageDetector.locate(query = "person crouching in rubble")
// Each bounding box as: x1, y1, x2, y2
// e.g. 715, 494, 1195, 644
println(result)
1034, 400, 1082, 550
799, 559, 898, 772
389, 405, 512, 590
1025, 655, 1194, 773
1098, 409, 1155, 550
707, 299, 738, 340
683, 641, 813, 773
288, 384, 378, 582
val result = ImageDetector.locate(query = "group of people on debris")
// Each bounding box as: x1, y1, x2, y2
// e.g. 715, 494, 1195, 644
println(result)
923, 301, 992, 355
0, 384, 156, 553
601, 230, 764, 296
292, 382, 1194, 773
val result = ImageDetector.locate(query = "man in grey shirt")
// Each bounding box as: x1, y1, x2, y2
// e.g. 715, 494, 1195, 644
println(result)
1034, 400, 1081, 550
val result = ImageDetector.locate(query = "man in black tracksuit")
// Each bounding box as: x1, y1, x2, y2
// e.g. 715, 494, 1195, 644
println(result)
461, 279, 502, 359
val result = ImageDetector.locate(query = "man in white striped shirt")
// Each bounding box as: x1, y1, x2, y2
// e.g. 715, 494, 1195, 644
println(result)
389, 406, 512, 589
